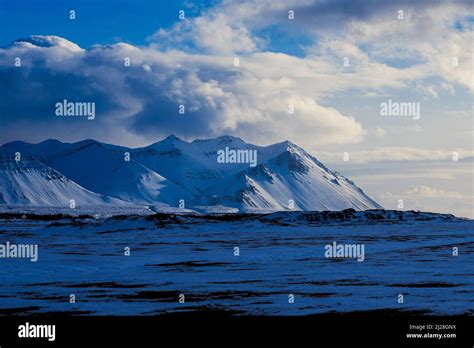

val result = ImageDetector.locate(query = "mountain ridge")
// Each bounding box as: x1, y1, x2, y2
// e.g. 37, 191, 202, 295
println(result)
0, 136, 382, 212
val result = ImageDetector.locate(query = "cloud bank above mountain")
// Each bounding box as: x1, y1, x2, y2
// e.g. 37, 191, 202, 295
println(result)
0, 0, 472, 150
0, 35, 366, 148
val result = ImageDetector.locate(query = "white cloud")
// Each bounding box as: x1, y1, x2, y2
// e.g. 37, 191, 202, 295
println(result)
0, 36, 367, 148
150, 5, 261, 55
0, 0, 472, 151
402, 186, 464, 199
317, 147, 474, 164
380, 186, 473, 218
178, 0, 474, 94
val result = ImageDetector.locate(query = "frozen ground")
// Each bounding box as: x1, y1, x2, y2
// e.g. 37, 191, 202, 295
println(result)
0, 204, 154, 217
0, 210, 472, 316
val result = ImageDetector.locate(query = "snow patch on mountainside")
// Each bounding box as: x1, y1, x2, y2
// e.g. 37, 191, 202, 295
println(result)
0, 136, 382, 212
0, 155, 129, 206
193, 142, 381, 211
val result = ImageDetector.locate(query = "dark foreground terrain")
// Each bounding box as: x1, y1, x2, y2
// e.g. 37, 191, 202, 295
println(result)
0, 209, 472, 316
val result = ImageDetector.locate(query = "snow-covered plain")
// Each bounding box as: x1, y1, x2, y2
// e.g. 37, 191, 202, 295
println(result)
0, 210, 472, 316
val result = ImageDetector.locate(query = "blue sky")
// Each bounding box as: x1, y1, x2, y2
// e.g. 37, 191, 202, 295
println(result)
0, 0, 214, 48
0, 0, 472, 217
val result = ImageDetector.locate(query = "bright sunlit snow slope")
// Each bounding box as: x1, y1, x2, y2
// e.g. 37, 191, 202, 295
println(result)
0, 154, 129, 206
1, 136, 381, 212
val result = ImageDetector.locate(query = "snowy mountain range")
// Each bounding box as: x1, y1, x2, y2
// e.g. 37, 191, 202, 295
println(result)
0, 135, 381, 212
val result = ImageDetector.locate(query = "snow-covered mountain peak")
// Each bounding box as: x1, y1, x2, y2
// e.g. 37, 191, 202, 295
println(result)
76, 139, 100, 146
0, 135, 381, 212
163, 134, 183, 142
261, 140, 319, 175
0, 154, 130, 206
192, 135, 244, 144
151, 134, 187, 148
268, 150, 311, 174
38, 139, 62, 146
